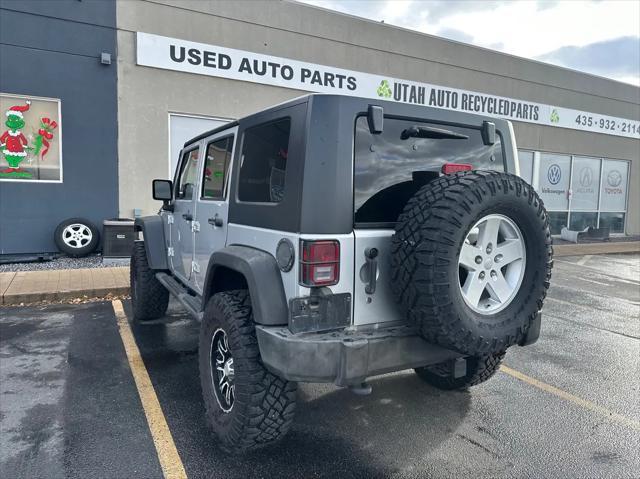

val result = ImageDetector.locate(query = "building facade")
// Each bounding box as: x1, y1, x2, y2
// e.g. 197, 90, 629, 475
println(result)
1, 0, 638, 255
0, 0, 118, 255
117, 0, 639, 236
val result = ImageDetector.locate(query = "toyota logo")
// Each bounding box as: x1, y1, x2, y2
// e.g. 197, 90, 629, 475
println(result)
547, 164, 562, 185
579, 167, 593, 187
607, 170, 622, 187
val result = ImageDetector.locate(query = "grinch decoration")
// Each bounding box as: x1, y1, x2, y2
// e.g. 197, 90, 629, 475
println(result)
0, 100, 58, 179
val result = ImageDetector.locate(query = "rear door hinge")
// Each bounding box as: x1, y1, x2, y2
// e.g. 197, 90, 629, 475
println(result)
192, 221, 200, 232
192, 261, 201, 273
167, 247, 175, 257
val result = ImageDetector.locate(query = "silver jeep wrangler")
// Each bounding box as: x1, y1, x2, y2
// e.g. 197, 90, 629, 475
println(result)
131, 94, 553, 453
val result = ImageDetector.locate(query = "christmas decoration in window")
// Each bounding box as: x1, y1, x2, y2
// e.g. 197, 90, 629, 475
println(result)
0, 94, 62, 182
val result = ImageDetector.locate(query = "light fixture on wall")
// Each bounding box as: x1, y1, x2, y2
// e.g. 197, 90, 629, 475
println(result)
100, 52, 112, 65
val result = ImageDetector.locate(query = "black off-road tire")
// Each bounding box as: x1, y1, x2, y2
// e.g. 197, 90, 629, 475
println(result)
130, 241, 169, 321
199, 290, 297, 453
53, 217, 100, 257
391, 171, 553, 356
414, 352, 505, 390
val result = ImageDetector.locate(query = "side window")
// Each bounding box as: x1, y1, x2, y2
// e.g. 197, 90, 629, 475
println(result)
202, 136, 233, 200
238, 118, 291, 203
177, 148, 200, 200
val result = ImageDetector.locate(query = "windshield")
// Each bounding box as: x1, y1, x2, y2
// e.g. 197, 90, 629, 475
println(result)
354, 116, 504, 225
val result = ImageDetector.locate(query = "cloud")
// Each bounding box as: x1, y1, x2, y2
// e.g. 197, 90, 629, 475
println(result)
536, 0, 559, 11
539, 37, 640, 78
298, 0, 506, 28
436, 27, 474, 44
403, 0, 508, 23
296, 0, 640, 85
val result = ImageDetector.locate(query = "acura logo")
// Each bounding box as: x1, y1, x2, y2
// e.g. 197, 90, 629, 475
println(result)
607, 170, 622, 187
579, 167, 593, 187
547, 164, 562, 185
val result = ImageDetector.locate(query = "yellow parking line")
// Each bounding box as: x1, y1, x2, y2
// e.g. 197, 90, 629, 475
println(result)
112, 300, 188, 479
501, 365, 640, 432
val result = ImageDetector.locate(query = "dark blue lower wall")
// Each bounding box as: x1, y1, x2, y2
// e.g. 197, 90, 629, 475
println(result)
0, 1, 118, 254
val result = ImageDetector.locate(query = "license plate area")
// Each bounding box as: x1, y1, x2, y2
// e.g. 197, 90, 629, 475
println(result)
289, 293, 352, 334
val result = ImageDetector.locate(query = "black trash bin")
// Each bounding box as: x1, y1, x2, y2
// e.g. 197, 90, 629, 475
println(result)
102, 218, 135, 258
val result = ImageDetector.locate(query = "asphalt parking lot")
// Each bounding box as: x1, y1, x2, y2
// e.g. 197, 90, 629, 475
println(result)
1, 253, 639, 479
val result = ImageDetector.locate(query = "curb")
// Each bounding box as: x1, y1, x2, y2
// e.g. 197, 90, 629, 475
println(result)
553, 241, 640, 257
1, 267, 130, 306
2, 286, 130, 306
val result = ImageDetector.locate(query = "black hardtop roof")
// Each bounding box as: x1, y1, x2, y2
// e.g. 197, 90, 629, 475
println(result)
183, 93, 511, 148
183, 95, 311, 148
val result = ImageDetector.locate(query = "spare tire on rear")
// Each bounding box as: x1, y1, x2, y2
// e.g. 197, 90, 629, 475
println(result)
391, 170, 552, 356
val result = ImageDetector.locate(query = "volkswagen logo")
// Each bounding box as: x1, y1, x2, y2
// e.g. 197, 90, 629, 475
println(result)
547, 164, 562, 185
607, 170, 622, 187
579, 167, 593, 187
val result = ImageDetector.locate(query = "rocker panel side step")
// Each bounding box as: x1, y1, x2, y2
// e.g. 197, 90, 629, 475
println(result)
155, 272, 203, 321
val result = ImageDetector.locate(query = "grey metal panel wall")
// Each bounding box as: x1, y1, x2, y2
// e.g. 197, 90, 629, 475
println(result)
0, 0, 118, 254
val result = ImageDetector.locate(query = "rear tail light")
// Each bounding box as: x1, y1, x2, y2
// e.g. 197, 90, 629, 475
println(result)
441, 163, 473, 175
299, 240, 340, 287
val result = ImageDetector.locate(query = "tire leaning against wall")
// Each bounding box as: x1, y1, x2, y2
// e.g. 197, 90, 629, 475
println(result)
53, 217, 100, 257
391, 170, 553, 356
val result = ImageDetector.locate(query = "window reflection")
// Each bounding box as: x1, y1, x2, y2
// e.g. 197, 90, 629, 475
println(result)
354, 116, 504, 224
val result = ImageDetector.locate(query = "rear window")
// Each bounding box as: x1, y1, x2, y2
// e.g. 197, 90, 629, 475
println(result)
238, 118, 290, 203
354, 116, 504, 225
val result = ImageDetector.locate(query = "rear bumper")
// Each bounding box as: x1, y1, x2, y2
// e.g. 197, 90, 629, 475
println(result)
255, 324, 463, 386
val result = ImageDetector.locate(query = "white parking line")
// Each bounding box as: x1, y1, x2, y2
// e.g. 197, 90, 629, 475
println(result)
576, 255, 593, 266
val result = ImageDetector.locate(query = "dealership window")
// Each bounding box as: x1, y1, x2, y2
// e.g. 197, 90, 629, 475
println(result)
518, 150, 630, 235
537, 153, 571, 235
0, 94, 62, 183
202, 136, 233, 200
238, 118, 291, 203
599, 212, 626, 233
568, 156, 600, 230
599, 160, 629, 233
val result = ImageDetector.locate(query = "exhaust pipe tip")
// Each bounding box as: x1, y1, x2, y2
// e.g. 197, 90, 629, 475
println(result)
348, 382, 372, 396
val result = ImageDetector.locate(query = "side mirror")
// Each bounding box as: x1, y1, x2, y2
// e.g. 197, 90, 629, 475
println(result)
153, 179, 173, 210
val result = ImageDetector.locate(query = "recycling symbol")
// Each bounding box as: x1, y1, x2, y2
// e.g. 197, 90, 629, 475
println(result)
550, 109, 560, 123
377, 80, 392, 98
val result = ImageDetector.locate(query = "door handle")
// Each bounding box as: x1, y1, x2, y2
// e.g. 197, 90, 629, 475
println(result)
208, 214, 223, 227
182, 213, 193, 221
364, 247, 378, 295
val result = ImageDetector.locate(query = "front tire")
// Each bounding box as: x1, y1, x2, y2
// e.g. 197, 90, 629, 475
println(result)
199, 290, 297, 453
130, 241, 169, 321
415, 352, 505, 390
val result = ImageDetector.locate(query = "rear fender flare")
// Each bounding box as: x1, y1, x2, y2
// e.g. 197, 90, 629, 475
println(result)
202, 245, 288, 326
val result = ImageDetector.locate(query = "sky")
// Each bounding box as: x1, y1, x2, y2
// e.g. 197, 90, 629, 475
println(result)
297, 0, 640, 86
